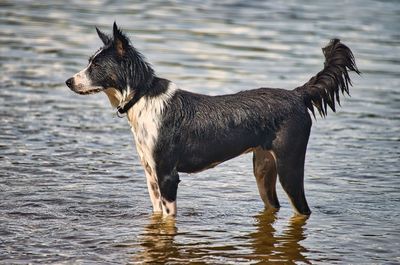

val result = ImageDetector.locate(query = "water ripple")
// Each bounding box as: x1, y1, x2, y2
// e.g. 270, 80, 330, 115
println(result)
1, 0, 399, 264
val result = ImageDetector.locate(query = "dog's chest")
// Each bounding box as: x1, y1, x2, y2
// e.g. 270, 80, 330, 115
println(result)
129, 101, 160, 170
127, 83, 177, 172
128, 94, 173, 172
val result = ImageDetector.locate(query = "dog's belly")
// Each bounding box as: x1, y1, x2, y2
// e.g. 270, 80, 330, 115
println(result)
177, 146, 254, 173
176, 131, 262, 173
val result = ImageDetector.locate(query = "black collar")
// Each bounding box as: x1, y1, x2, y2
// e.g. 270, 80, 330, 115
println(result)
116, 92, 142, 117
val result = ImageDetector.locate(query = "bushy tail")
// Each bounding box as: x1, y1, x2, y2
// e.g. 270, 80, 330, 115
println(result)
295, 39, 360, 117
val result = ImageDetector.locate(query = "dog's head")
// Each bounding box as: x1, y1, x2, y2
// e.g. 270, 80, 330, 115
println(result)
66, 22, 154, 103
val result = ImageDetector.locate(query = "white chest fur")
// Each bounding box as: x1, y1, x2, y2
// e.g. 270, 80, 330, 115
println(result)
127, 83, 177, 175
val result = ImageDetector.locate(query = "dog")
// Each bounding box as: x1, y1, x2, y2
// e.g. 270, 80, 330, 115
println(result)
66, 22, 359, 217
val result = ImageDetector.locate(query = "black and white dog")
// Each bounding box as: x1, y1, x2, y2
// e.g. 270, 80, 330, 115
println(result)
66, 23, 359, 217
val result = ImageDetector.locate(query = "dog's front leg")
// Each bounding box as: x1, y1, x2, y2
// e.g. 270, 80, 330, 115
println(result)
145, 171, 163, 213
140, 160, 163, 213
157, 169, 180, 217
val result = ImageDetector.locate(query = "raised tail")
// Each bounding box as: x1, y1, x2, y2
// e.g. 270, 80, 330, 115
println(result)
295, 39, 360, 117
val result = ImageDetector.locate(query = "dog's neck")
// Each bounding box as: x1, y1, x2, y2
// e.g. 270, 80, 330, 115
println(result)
103, 78, 177, 126
103, 87, 131, 109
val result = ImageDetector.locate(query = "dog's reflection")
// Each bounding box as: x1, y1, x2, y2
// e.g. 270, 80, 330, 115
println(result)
249, 209, 310, 264
132, 214, 179, 263
133, 210, 310, 264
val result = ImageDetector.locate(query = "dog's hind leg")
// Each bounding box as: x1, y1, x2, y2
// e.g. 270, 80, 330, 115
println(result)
252, 147, 280, 210
276, 157, 311, 216
273, 116, 312, 216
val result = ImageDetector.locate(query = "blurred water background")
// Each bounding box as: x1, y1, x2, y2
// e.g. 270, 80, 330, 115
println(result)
0, 0, 399, 264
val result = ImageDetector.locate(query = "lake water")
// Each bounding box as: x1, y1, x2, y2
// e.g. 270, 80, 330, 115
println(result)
1, 0, 399, 264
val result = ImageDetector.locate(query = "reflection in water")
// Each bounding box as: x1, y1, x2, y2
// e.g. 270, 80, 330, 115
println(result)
249, 210, 310, 264
132, 211, 309, 263
133, 214, 178, 263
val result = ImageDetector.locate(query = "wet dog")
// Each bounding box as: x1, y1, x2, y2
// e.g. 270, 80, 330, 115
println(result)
66, 22, 359, 217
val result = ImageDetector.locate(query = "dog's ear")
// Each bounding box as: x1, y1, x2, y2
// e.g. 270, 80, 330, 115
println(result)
96, 27, 111, 45
113, 22, 129, 57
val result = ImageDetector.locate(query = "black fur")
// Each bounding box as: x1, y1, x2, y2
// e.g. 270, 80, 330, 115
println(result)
295, 39, 360, 117
154, 87, 305, 174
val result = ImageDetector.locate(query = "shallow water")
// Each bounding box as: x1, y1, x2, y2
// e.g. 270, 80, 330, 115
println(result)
1, 0, 399, 264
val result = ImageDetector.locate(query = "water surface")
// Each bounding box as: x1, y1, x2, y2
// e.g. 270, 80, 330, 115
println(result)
1, 0, 399, 264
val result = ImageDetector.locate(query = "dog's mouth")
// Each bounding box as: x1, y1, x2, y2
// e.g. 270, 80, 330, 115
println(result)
66, 78, 103, 95
74, 87, 103, 95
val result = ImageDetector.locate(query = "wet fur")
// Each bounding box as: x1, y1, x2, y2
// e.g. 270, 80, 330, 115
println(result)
66, 23, 359, 217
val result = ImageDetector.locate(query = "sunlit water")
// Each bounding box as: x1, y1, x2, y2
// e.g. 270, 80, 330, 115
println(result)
1, 0, 399, 264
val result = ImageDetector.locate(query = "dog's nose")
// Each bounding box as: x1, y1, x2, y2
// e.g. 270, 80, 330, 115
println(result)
65, 78, 74, 88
